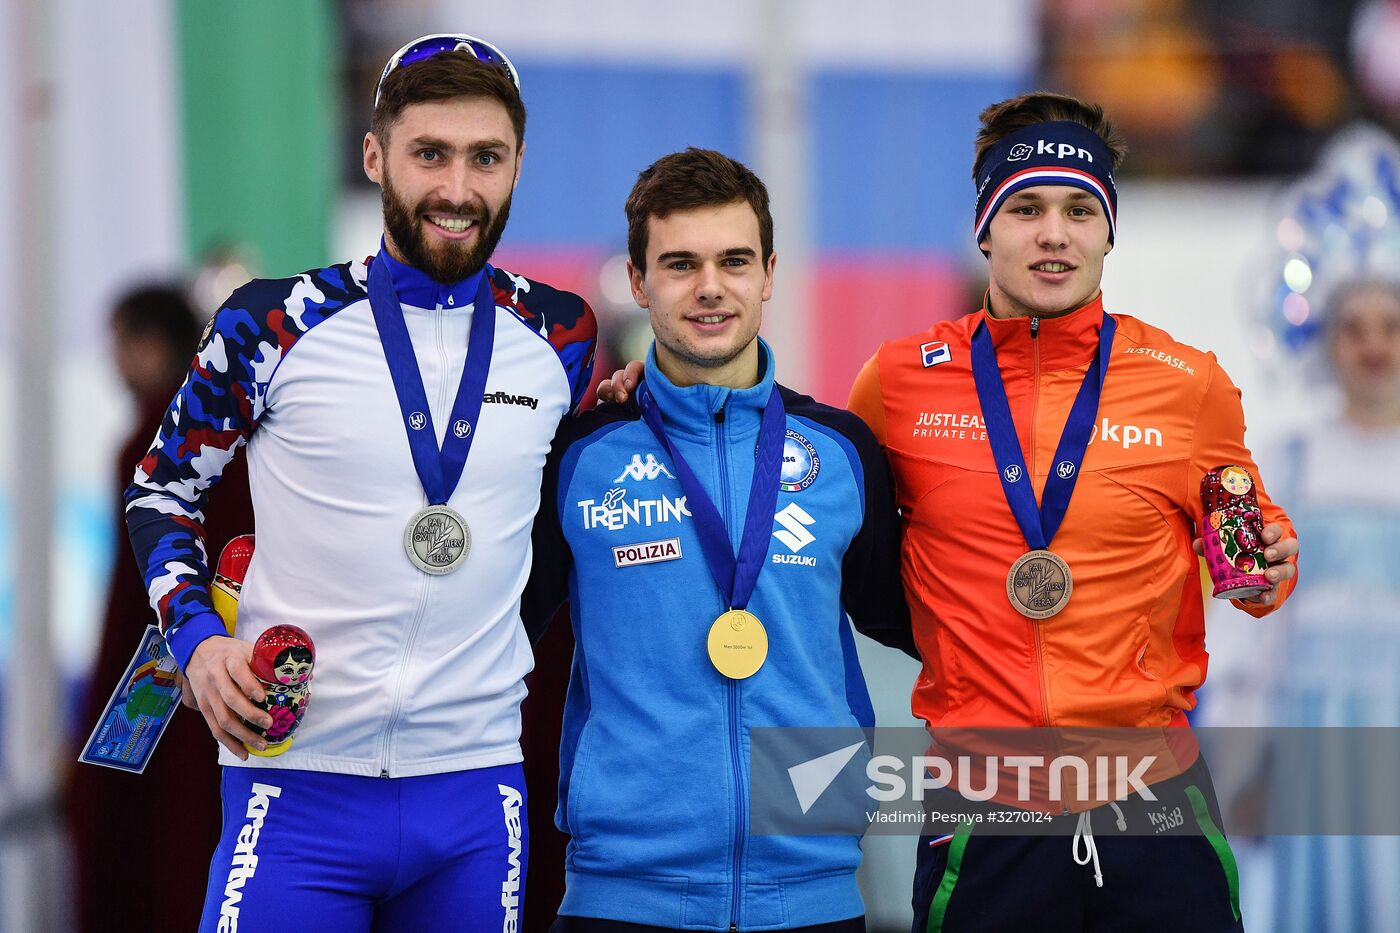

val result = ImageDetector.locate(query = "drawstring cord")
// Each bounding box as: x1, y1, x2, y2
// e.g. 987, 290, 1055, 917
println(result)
1072, 811, 1103, 888
1072, 802, 1127, 888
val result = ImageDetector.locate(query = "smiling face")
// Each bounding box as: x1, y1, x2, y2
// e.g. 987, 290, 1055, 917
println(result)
984, 185, 1112, 319
628, 200, 776, 389
363, 95, 522, 283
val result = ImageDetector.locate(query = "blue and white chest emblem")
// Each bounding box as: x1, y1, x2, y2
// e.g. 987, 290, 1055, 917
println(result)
780, 430, 820, 493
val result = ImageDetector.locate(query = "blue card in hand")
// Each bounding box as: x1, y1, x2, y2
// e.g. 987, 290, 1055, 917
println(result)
78, 624, 183, 773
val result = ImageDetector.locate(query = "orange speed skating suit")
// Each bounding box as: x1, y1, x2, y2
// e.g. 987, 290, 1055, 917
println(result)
849, 294, 1298, 732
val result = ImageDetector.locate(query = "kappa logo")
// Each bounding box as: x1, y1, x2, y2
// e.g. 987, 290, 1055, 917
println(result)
1008, 143, 1033, 162
409, 411, 428, 431
772, 503, 817, 566
217, 782, 282, 932
920, 341, 952, 368
614, 453, 675, 482
1003, 465, 1023, 484
577, 487, 691, 531
614, 537, 683, 567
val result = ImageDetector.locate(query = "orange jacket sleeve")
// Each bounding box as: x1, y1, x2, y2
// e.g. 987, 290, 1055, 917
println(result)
1188, 356, 1299, 618
847, 351, 887, 446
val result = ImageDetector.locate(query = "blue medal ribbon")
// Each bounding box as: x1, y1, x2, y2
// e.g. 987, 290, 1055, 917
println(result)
970, 311, 1116, 550
637, 382, 786, 611
367, 253, 495, 505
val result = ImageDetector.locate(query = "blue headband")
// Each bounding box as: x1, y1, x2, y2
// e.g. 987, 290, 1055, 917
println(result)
974, 121, 1118, 246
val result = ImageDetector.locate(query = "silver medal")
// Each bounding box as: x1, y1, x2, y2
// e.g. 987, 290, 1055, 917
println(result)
404, 505, 471, 574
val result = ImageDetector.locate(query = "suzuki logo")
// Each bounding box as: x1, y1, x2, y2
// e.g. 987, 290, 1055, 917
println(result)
773, 502, 816, 553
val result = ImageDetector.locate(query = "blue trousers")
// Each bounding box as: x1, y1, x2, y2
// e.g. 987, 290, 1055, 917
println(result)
199, 763, 528, 932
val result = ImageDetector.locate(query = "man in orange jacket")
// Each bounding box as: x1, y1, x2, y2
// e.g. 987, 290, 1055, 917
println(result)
847, 92, 1298, 932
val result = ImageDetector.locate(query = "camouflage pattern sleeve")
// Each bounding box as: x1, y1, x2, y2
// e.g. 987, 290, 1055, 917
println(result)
491, 267, 598, 415
123, 265, 362, 670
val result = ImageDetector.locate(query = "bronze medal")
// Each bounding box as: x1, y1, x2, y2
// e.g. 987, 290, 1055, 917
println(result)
1006, 549, 1072, 619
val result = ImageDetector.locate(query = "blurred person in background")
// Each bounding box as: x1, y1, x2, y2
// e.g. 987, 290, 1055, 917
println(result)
1199, 124, 1400, 931
123, 35, 596, 931
66, 284, 252, 932
1262, 276, 1400, 932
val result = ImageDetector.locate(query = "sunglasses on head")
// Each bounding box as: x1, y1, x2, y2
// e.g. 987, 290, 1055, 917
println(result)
375, 33, 520, 106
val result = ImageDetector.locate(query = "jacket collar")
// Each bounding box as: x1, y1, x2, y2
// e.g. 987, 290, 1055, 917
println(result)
642, 337, 777, 440
979, 291, 1107, 372
378, 238, 486, 311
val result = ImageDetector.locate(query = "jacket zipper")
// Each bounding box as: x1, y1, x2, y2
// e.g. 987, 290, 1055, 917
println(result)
379, 302, 451, 776
1028, 316, 1054, 732
715, 405, 746, 932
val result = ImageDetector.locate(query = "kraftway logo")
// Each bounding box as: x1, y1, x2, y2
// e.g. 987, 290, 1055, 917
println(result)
217, 782, 282, 931
484, 391, 539, 410
614, 453, 675, 482
772, 502, 817, 566
499, 784, 524, 932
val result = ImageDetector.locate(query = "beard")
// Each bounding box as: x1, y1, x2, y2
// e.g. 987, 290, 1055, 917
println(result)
381, 170, 513, 284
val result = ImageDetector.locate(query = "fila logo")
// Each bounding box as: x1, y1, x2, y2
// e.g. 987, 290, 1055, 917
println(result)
614, 537, 682, 567
614, 453, 675, 482
453, 420, 471, 438
773, 502, 816, 553
1003, 465, 1023, 484
1056, 460, 1076, 479
409, 411, 427, 431
921, 341, 952, 368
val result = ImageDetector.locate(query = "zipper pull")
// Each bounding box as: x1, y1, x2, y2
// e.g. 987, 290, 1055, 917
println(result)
1030, 316, 1041, 338
715, 406, 726, 424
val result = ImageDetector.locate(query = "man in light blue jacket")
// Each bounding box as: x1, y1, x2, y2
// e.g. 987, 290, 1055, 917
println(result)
523, 147, 916, 932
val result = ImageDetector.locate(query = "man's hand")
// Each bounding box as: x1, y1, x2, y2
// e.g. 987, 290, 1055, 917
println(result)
596, 359, 646, 404
1193, 522, 1298, 607
184, 635, 271, 759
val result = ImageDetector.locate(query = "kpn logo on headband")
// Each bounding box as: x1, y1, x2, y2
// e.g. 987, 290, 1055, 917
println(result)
1008, 139, 1099, 164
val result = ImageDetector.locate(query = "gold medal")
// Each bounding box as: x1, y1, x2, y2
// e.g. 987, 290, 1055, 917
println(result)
707, 609, 769, 679
1006, 549, 1073, 619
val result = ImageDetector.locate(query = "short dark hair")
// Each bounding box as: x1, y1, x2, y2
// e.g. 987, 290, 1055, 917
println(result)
111, 284, 201, 372
371, 50, 526, 147
973, 92, 1127, 180
625, 148, 773, 271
